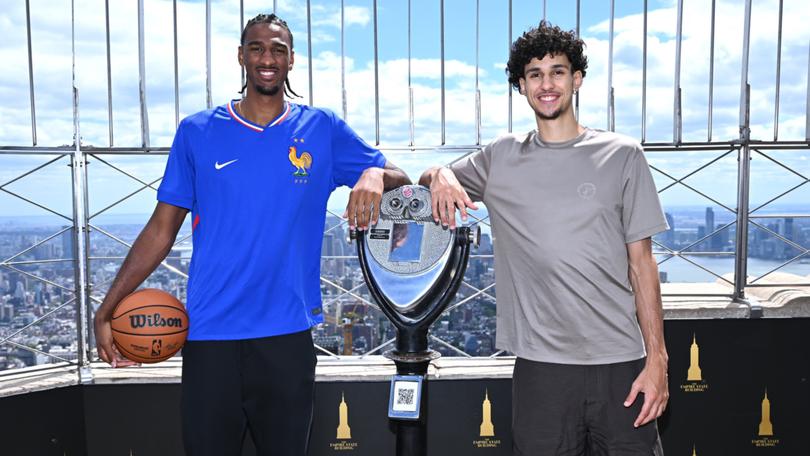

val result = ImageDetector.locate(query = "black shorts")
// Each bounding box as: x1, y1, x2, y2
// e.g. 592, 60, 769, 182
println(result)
512, 357, 664, 456
181, 329, 317, 456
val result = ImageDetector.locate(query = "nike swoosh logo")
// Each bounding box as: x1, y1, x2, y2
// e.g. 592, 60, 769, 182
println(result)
215, 159, 238, 170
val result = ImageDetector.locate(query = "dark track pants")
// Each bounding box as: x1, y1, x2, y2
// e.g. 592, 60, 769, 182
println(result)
181, 329, 317, 456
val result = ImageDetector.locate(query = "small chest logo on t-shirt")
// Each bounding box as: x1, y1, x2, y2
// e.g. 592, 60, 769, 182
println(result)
577, 182, 596, 200
288, 138, 312, 184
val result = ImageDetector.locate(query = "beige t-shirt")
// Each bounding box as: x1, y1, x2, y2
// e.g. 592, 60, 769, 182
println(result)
452, 128, 668, 364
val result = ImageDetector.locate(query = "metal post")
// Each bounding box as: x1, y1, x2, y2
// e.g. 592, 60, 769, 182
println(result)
475, 0, 481, 145
239, 0, 244, 96
70, 0, 92, 383
734, 85, 751, 302
734, 0, 753, 302
174, 0, 180, 127
408, 0, 414, 147
440, 0, 446, 145
608, 0, 614, 131
205, 0, 212, 109
104, 0, 113, 145
641, 0, 647, 143
137, 0, 150, 148
341, 0, 347, 120
80, 117, 93, 369
373, 0, 380, 145
739, 0, 752, 132
773, 0, 783, 141
609, 88, 615, 132
674, 0, 683, 144
575, 0, 580, 120
307, 0, 314, 107
25, 0, 37, 146
507, 0, 512, 133
708, 0, 716, 141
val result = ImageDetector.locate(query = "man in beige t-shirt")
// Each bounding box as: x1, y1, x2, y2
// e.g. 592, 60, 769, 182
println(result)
421, 21, 669, 456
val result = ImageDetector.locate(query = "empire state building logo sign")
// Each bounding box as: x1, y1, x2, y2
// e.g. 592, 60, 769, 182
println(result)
473, 389, 501, 449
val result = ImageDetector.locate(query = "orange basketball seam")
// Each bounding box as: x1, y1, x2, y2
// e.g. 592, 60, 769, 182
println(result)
112, 304, 188, 319
111, 328, 188, 337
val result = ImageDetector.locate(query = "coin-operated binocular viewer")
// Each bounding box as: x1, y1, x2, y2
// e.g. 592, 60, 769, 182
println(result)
350, 185, 479, 456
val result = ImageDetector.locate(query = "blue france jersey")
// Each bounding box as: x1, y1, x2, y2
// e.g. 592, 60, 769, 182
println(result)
157, 101, 386, 340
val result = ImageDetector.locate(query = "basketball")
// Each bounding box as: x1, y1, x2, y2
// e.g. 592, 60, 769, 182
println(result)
111, 288, 189, 364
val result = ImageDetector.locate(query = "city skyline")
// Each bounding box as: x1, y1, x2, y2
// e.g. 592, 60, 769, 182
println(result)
2, 206, 809, 370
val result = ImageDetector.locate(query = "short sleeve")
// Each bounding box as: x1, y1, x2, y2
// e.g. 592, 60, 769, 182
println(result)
157, 121, 195, 210
622, 146, 669, 243
330, 112, 387, 188
449, 144, 492, 202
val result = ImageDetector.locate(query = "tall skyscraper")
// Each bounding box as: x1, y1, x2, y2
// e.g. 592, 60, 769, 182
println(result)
784, 218, 794, 240
705, 207, 715, 233
664, 213, 675, 246
61, 226, 74, 259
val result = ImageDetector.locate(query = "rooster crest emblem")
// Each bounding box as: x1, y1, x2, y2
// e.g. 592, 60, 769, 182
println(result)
288, 145, 313, 177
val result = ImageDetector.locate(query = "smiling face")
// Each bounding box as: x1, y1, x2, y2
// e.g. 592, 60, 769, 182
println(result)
519, 53, 582, 121
238, 22, 294, 98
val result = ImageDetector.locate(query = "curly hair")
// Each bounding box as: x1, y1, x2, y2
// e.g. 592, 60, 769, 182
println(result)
239, 13, 301, 98
506, 21, 588, 90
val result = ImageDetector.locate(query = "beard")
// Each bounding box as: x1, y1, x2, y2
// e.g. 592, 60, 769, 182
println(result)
255, 82, 282, 97
536, 107, 563, 120
533, 97, 571, 121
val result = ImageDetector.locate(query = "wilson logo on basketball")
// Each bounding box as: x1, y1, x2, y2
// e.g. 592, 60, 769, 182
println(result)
129, 312, 185, 329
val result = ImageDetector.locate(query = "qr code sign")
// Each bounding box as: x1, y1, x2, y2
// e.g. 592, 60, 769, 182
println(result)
390, 379, 420, 414
397, 388, 415, 405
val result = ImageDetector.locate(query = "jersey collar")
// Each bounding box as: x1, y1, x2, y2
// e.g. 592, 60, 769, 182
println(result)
227, 99, 292, 132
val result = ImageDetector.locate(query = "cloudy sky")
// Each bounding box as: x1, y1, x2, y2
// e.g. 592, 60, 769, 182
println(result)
0, 0, 808, 220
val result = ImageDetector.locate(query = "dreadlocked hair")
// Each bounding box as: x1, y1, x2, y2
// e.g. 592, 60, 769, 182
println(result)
506, 20, 588, 91
239, 13, 301, 99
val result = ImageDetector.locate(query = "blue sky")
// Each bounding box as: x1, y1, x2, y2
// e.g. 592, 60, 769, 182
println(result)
0, 0, 808, 220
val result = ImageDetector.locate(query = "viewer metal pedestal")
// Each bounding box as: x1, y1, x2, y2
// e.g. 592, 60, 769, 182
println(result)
351, 185, 478, 456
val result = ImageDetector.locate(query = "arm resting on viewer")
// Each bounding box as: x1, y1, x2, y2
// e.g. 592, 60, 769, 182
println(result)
345, 160, 411, 230
93, 202, 189, 367
420, 166, 478, 229
624, 237, 670, 427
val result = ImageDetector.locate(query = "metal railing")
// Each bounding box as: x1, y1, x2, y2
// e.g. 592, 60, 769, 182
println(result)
0, 0, 808, 373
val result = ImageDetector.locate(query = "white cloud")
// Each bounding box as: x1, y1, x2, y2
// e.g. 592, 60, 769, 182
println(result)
0, 0, 808, 215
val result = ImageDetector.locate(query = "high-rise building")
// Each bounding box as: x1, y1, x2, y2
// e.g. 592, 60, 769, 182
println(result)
711, 223, 728, 252
323, 233, 335, 257
705, 207, 715, 233
664, 213, 675, 246
478, 233, 493, 254
61, 226, 74, 259
784, 217, 794, 240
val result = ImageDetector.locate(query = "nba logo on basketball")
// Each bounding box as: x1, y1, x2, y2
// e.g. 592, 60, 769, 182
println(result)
151, 339, 162, 357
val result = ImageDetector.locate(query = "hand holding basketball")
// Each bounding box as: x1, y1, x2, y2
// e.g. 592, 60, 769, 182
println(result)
110, 288, 189, 364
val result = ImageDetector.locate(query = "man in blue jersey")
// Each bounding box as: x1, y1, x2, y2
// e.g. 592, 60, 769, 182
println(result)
93, 13, 410, 456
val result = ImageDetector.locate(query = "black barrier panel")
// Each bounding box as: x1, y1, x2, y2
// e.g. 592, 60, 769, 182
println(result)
0, 319, 808, 455
83, 384, 185, 455
0, 385, 86, 455
310, 379, 513, 455
661, 318, 810, 456
426, 379, 513, 455
311, 381, 394, 454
